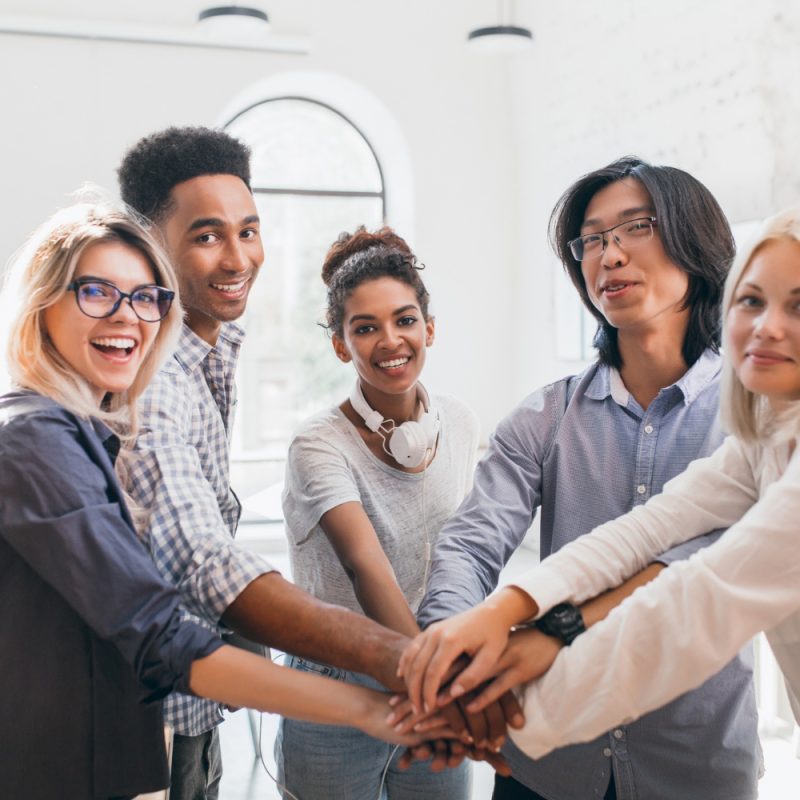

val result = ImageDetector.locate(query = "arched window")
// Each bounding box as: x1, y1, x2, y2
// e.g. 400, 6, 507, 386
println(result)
225, 97, 385, 504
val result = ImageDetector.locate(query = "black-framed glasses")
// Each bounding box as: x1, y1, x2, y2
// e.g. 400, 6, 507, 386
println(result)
66, 278, 175, 322
568, 216, 657, 262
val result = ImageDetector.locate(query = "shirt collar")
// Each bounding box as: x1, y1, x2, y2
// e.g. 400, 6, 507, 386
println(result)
174, 321, 245, 375
90, 417, 121, 463
585, 349, 721, 408
673, 349, 721, 404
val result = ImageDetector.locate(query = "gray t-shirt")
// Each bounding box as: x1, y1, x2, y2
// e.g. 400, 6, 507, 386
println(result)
282, 394, 480, 613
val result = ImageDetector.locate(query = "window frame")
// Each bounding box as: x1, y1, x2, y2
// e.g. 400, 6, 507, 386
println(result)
224, 95, 387, 220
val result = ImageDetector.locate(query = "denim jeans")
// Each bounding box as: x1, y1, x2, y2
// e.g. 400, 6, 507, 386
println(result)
275, 655, 472, 800
169, 728, 222, 800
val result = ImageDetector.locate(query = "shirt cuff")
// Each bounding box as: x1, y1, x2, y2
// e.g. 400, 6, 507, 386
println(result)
188, 544, 278, 622
511, 565, 575, 620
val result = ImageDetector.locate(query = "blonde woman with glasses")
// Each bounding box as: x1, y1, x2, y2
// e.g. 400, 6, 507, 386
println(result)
0, 203, 440, 800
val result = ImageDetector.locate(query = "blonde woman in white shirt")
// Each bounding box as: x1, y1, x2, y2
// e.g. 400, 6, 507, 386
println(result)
395, 207, 800, 760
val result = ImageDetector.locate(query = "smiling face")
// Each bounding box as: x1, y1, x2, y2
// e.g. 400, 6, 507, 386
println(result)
332, 276, 434, 404
727, 237, 800, 406
43, 240, 161, 404
159, 173, 263, 345
580, 178, 690, 339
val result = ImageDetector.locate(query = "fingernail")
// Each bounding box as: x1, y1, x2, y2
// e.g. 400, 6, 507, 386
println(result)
512, 713, 525, 727
449, 683, 465, 699
413, 722, 430, 732
386, 712, 396, 725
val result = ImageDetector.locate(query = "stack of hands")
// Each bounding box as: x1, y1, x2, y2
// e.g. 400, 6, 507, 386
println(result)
382, 595, 563, 773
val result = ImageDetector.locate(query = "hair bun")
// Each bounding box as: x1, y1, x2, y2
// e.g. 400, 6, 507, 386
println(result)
322, 226, 413, 286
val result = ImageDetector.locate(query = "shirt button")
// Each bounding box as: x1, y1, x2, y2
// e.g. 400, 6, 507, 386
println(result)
637, 484, 647, 495
613, 729, 624, 739
603, 747, 612, 757
644, 424, 654, 434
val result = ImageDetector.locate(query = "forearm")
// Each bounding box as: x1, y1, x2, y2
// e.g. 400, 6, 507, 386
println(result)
222, 572, 409, 690
189, 645, 375, 726
351, 568, 420, 638
579, 563, 664, 627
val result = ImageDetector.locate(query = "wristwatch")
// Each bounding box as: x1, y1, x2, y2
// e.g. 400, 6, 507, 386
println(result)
532, 602, 586, 645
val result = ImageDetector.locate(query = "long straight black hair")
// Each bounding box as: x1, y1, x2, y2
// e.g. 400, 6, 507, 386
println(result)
549, 156, 735, 368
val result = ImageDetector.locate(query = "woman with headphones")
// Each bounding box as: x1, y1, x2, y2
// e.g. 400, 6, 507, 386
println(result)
277, 227, 479, 799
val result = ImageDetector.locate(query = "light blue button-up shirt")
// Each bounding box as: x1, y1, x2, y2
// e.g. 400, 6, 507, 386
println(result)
419, 351, 760, 800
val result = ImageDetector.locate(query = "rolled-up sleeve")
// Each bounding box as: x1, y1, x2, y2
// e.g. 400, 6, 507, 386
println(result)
0, 407, 222, 701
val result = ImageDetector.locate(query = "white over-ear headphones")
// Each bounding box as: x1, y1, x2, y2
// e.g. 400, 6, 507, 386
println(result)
349, 381, 440, 468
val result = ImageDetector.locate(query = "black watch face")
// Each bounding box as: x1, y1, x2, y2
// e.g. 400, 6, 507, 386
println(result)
552, 607, 574, 624
540, 603, 585, 644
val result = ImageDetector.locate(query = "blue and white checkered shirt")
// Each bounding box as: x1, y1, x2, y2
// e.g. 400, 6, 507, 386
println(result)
128, 322, 273, 736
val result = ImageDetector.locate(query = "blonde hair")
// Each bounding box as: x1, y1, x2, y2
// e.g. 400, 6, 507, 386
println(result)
721, 208, 800, 442
1, 202, 182, 441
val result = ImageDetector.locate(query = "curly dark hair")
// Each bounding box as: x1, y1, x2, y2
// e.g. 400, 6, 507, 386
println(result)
549, 155, 735, 369
117, 126, 252, 222
322, 227, 430, 337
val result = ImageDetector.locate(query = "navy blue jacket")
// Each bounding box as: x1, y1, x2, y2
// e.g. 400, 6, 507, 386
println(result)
0, 391, 222, 799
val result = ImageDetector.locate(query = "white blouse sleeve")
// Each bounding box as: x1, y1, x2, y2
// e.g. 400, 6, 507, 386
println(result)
509, 440, 800, 759
511, 435, 759, 615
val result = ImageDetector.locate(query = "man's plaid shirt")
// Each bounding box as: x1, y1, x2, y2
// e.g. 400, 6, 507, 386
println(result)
128, 322, 273, 736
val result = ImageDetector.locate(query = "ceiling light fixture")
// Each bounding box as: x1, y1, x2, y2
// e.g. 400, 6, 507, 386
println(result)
468, 0, 533, 54
198, 5, 270, 38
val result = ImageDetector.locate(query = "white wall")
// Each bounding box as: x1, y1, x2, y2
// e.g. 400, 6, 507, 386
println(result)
0, 0, 518, 434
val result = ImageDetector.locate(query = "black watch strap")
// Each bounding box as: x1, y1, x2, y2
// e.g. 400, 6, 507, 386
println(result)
534, 602, 586, 645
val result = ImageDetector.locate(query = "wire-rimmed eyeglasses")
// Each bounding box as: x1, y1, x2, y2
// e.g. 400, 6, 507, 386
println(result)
568, 216, 657, 262
66, 277, 175, 322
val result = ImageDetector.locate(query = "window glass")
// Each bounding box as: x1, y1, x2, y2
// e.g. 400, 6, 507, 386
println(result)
227, 98, 383, 193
